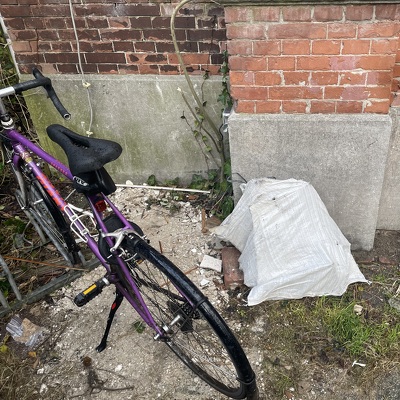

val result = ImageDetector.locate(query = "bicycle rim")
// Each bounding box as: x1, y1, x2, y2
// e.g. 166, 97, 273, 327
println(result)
118, 237, 257, 399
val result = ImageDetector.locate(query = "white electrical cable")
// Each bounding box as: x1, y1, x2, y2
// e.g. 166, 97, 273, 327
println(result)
68, 0, 94, 136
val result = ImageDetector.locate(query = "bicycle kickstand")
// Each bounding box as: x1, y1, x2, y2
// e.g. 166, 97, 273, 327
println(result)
96, 289, 124, 352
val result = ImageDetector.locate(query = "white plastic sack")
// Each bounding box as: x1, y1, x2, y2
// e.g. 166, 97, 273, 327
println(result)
214, 178, 367, 305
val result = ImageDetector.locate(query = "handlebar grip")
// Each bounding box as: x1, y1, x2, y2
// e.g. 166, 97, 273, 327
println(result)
12, 68, 71, 120
32, 68, 71, 120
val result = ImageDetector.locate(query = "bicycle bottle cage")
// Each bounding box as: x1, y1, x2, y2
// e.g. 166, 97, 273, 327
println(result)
46, 124, 122, 195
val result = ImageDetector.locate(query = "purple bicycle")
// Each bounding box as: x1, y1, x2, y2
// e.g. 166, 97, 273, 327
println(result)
0, 69, 258, 399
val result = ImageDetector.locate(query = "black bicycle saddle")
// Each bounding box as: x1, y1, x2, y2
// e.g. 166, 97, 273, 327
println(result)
46, 124, 122, 176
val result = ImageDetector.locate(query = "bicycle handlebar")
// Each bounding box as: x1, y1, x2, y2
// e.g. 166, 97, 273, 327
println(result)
0, 68, 71, 120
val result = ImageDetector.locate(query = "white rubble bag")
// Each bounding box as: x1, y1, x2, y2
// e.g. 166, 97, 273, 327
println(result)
214, 178, 367, 305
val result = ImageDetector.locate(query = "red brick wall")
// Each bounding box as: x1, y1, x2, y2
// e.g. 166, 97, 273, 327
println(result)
225, 4, 400, 114
1, 0, 226, 75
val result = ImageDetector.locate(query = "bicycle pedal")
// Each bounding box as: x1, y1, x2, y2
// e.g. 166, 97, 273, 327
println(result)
74, 277, 109, 307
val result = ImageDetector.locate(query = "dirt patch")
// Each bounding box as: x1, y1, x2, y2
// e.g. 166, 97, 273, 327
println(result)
1, 187, 400, 400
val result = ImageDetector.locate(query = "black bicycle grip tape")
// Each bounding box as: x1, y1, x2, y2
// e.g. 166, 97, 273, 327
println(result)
32, 68, 71, 120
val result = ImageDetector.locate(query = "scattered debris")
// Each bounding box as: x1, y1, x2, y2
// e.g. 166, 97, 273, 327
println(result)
6, 315, 45, 348
200, 254, 222, 273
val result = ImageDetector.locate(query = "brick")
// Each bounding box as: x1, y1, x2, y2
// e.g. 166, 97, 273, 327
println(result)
254, 71, 281, 85
313, 5, 343, 22
44, 17, 67, 29
9, 29, 37, 40
325, 86, 371, 100
1, 5, 32, 17
57, 63, 78, 73
356, 55, 396, 70
52, 42, 73, 52
221, 247, 244, 290
368, 86, 392, 100
269, 86, 323, 100
118, 65, 139, 74
312, 40, 341, 55
207, 6, 224, 17
36, 29, 58, 40
44, 52, 78, 63
98, 64, 119, 74
108, 17, 130, 29
256, 100, 281, 113
4, 18, 25, 29
345, 5, 374, 21
283, 71, 310, 85
311, 71, 339, 85
144, 54, 167, 64
24, 17, 45, 29
159, 64, 180, 74
282, 40, 310, 55
328, 23, 357, 39
101, 29, 142, 41
81, 63, 99, 73
339, 72, 367, 85
16, 52, 45, 64
114, 41, 134, 52
73, 4, 114, 17
134, 42, 155, 52
224, 7, 251, 23
282, 100, 308, 113
310, 100, 336, 113
229, 56, 267, 71
367, 71, 393, 85
85, 52, 126, 64
129, 17, 152, 29
38, 42, 51, 52
236, 100, 255, 113
371, 39, 399, 55
65, 17, 86, 29
40, 64, 58, 74
297, 56, 331, 71
182, 53, 209, 64
358, 22, 400, 39
227, 40, 253, 56
231, 86, 268, 101
282, 6, 312, 22
330, 56, 362, 71
86, 17, 108, 29
336, 101, 363, 113
253, 40, 280, 56
143, 28, 181, 41
253, 6, 280, 22
269, 23, 326, 39
230, 71, 255, 85
364, 100, 390, 114
342, 39, 371, 55
226, 24, 266, 40
187, 28, 226, 42
268, 56, 295, 71
376, 5, 400, 20
115, 3, 160, 17
11, 41, 32, 52
161, 41, 196, 53
31, 5, 69, 17
139, 64, 159, 74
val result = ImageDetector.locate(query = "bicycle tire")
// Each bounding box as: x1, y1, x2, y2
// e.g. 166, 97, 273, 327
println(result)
117, 235, 258, 399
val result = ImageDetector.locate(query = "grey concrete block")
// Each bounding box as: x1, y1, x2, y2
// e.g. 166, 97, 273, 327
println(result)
377, 108, 400, 230
22, 74, 224, 185
228, 112, 392, 250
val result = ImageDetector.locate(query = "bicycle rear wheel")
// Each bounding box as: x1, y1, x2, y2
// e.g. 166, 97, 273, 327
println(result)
118, 236, 258, 399
15, 171, 82, 266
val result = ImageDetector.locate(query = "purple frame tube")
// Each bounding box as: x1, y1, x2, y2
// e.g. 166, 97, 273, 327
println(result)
6, 127, 162, 334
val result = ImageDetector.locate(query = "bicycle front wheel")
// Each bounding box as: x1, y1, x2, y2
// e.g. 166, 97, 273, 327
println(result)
118, 236, 258, 399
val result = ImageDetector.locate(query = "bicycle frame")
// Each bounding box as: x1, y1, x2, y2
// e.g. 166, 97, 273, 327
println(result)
3, 126, 165, 337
